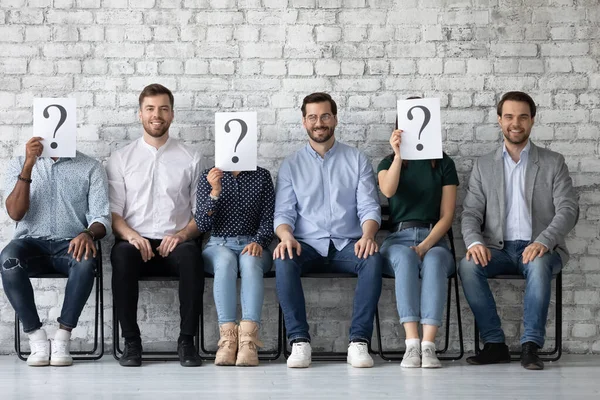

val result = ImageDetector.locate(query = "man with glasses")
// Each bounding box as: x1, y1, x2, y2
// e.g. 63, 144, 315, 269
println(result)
274, 92, 382, 368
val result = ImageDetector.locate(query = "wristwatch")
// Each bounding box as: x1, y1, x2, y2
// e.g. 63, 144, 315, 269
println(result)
209, 193, 220, 201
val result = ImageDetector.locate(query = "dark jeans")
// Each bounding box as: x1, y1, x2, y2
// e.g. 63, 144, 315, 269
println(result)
275, 241, 383, 344
0, 238, 96, 333
458, 240, 563, 348
111, 239, 204, 339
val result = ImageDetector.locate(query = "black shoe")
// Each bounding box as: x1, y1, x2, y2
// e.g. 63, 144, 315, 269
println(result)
466, 342, 511, 365
178, 337, 202, 367
521, 342, 544, 370
119, 337, 142, 367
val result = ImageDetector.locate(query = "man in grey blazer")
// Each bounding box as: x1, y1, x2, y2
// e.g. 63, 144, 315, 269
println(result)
459, 91, 578, 370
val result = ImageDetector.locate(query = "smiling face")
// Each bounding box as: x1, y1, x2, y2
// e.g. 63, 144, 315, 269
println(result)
302, 101, 337, 145
139, 94, 174, 139
498, 100, 534, 146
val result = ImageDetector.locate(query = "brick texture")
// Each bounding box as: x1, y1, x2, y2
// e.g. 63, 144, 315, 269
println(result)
0, 1, 598, 355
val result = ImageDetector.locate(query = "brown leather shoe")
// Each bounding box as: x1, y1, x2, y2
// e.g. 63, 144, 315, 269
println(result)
236, 320, 263, 367
215, 322, 238, 366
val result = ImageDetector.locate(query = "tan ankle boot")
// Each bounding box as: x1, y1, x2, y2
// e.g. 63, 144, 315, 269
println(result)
236, 320, 263, 367
215, 322, 238, 366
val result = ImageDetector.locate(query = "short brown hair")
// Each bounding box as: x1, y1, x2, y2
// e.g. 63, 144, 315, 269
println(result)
301, 92, 337, 117
497, 91, 536, 118
139, 83, 174, 109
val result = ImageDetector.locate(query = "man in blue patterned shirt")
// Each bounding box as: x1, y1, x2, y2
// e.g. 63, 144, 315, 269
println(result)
274, 92, 383, 369
1, 137, 111, 367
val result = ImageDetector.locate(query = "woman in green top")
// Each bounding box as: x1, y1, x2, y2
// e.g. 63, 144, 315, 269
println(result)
378, 123, 459, 369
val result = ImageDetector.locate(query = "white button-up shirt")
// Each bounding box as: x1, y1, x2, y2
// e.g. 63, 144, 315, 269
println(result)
106, 137, 203, 239
503, 141, 532, 241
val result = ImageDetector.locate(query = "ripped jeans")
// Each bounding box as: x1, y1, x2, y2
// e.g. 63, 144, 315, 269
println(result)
0, 238, 96, 333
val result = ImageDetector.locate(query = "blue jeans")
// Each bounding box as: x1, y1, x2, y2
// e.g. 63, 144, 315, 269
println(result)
275, 241, 383, 344
203, 236, 272, 325
458, 240, 562, 348
0, 238, 96, 333
380, 227, 455, 327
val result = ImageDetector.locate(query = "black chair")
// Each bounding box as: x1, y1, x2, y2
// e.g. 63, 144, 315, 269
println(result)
282, 272, 379, 362
473, 271, 562, 362
15, 241, 104, 361
112, 275, 201, 362
374, 228, 464, 361
199, 271, 283, 361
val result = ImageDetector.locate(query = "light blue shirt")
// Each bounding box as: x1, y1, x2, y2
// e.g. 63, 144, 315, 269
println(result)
503, 141, 532, 241
274, 140, 381, 257
3, 152, 112, 241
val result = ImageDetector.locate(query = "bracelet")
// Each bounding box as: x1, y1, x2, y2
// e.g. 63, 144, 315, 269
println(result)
81, 229, 96, 240
17, 175, 32, 183
209, 193, 220, 201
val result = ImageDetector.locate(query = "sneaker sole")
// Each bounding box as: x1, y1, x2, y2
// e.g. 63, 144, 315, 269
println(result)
466, 358, 511, 365
27, 360, 50, 367
287, 361, 311, 368
401, 363, 421, 368
422, 363, 442, 369
50, 360, 73, 367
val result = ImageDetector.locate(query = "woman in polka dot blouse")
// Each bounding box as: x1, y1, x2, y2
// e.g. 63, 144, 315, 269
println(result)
195, 166, 275, 367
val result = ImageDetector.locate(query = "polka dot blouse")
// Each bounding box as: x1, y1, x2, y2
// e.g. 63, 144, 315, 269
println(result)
194, 167, 275, 248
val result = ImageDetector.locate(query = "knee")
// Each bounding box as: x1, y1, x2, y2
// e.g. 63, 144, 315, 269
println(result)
71, 258, 96, 279
423, 247, 454, 276
0, 242, 27, 277
110, 242, 141, 269
360, 253, 383, 276
382, 244, 419, 272
239, 255, 269, 277
458, 256, 481, 280
275, 258, 299, 281
204, 248, 238, 276
524, 256, 554, 282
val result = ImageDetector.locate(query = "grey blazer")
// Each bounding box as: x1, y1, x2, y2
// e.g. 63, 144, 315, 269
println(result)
461, 141, 578, 264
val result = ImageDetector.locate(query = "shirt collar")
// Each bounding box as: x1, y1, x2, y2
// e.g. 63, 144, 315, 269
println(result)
140, 135, 172, 154
305, 139, 338, 159
502, 140, 531, 160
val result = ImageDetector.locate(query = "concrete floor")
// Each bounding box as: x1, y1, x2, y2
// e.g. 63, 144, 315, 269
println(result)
0, 354, 598, 399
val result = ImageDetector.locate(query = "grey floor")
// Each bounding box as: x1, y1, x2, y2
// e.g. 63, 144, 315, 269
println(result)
0, 355, 599, 399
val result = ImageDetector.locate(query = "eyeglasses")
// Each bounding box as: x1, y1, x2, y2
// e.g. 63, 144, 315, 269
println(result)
305, 113, 333, 124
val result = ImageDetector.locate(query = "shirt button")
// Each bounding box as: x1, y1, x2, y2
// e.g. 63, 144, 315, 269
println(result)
499, 241, 503, 245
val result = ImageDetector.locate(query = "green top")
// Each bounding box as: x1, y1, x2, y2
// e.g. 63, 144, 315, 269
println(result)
377, 153, 459, 224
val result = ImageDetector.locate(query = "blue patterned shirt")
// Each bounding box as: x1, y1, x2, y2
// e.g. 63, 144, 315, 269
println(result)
274, 141, 381, 256
3, 152, 111, 240
195, 167, 275, 248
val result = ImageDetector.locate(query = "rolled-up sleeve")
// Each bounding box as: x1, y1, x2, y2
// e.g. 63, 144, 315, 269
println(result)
86, 162, 112, 237
273, 159, 298, 232
105, 151, 126, 216
356, 152, 381, 227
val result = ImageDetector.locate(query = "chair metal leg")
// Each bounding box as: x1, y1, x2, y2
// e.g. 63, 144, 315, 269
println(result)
378, 275, 464, 361
474, 272, 562, 362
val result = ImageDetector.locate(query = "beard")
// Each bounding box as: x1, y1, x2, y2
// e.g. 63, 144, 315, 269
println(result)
503, 128, 530, 145
307, 126, 334, 143
143, 119, 170, 138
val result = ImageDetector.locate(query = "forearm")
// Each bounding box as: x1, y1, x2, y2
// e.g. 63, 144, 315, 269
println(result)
379, 157, 402, 198
421, 215, 452, 250
111, 213, 140, 241
275, 224, 295, 241
5, 164, 34, 221
176, 218, 201, 241
87, 222, 107, 241
361, 219, 379, 239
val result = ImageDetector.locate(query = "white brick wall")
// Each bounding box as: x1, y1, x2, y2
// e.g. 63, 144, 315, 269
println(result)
0, 1, 598, 355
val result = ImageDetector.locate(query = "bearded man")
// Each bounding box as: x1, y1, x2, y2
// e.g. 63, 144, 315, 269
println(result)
273, 92, 383, 369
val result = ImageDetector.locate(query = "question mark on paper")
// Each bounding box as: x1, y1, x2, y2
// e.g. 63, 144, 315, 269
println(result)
225, 118, 248, 163
43, 104, 67, 149
407, 105, 431, 151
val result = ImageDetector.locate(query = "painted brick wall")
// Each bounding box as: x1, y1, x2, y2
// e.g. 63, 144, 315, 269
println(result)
0, 0, 598, 355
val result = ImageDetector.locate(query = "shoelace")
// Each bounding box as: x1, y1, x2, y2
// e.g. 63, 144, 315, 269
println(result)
405, 347, 421, 358
217, 329, 238, 349
52, 340, 68, 354
292, 343, 310, 356
353, 343, 369, 355
124, 342, 142, 358
422, 347, 435, 358
30, 341, 47, 355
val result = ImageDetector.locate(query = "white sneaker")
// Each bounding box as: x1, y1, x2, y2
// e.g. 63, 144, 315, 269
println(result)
50, 329, 73, 366
401, 345, 421, 368
347, 342, 374, 368
421, 345, 441, 368
287, 342, 312, 368
27, 330, 49, 367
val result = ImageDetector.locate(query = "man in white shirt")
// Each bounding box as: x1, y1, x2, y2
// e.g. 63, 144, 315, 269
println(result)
107, 84, 204, 367
459, 91, 578, 370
